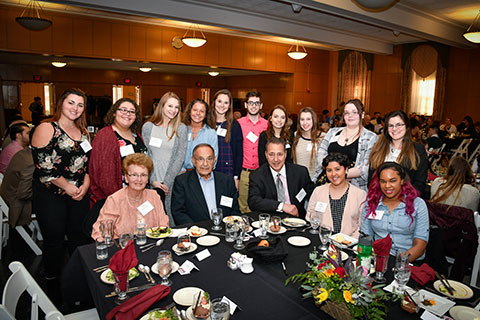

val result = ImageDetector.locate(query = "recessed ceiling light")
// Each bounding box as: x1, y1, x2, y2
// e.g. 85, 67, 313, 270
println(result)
208, 71, 219, 76
139, 67, 152, 72
51, 61, 66, 68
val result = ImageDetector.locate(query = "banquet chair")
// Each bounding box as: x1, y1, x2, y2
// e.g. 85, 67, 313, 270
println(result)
468, 143, 480, 165
450, 138, 472, 160
2, 261, 100, 320
470, 211, 480, 288
0, 195, 42, 259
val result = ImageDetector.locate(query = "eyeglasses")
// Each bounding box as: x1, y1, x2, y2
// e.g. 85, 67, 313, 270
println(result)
247, 101, 261, 106
127, 173, 149, 179
388, 123, 406, 129
194, 157, 215, 163
118, 108, 136, 116
343, 111, 359, 117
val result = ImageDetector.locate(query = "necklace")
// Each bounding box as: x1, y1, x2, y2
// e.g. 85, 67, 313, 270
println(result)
343, 129, 358, 144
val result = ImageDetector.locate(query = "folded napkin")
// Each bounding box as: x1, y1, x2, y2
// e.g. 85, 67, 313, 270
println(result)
373, 233, 392, 257
106, 284, 171, 320
109, 240, 138, 292
411, 263, 435, 285
169, 228, 188, 238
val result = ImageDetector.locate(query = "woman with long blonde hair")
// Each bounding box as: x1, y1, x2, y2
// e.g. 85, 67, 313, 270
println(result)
430, 156, 479, 211
142, 92, 187, 222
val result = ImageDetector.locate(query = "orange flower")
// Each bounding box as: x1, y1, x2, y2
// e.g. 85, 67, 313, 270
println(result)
343, 290, 353, 303
323, 268, 334, 278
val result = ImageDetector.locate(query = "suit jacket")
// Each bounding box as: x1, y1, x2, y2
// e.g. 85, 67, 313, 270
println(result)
171, 170, 240, 225
248, 162, 314, 218
0, 148, 34, 227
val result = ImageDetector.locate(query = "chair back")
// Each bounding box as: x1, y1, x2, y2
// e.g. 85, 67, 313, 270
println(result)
2, 261, 65, 320
0, 305, 15, 320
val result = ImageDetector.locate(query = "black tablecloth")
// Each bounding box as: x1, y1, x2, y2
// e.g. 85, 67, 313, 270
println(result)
63, 213, 480, 319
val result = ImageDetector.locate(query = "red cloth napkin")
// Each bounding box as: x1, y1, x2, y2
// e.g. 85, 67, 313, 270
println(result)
109, 240, 138, 292
372, 233, 392, 256
411, 263, 435, 285
106, 284, 171, 320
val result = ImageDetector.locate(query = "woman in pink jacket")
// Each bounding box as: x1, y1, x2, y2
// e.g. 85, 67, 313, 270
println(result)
306, 152, 366, 238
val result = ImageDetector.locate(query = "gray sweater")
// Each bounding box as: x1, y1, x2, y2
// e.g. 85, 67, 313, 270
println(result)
142, 122, 187, 226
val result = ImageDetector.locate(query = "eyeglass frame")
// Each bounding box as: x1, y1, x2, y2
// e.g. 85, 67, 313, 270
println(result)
117, 107, 136, 116
126, 173, 149, 179
387, 123, 406, 129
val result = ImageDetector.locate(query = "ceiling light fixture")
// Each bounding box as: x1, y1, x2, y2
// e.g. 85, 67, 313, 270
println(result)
182, 24, 207, 48
288, 41, 308, 60
463, 10, 480, 43
208, 71, 219, 77
16, 0, 52, 31
352, 0, 398, 12
139, 67, 152, 72
51, 61, 66, 68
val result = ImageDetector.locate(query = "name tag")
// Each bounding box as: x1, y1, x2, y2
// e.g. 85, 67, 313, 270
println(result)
195, 249, 211, 261
295, 188, 306, 202
120, 144, 135, 157
246, 131, 258, 143
137, 201, 154, 216
188, 133, 192, 141
149, 137, 163, 148
306, 142, 313, 152
369, 210, 385, 220
286, 143, 291, 149
87, 126, 95, 133
315, 201, 327, 212
220, 195, 233, 208
217, 127, 227, 137
80, 140, 92, 153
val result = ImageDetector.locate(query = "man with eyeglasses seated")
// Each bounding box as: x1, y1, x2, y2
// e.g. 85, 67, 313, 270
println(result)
91, 153, 169, 239
172, 143, 240, 225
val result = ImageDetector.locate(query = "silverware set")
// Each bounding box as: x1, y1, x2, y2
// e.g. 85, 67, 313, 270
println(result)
93, 265, 109, 273
140, 239, 164, 252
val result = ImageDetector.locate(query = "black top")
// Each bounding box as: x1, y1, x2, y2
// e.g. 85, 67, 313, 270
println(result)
258, 131, 294, 166
328, 131, 359, 165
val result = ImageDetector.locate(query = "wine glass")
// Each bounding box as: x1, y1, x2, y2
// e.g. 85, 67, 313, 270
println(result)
318, 226, 332, 250
394, 265, 411, 293
119, 233, 134, 249
210, 298, 230, 320
309, 210, 321, 234
233, 221, 245, 250
374, 254, 389, 283
258, 213, 270, 240
211, 208, 223, 231
113, 271, 129, 304
157, 250, 173, 286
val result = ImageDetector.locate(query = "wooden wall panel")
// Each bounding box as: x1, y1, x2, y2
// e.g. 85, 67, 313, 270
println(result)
93, 21, 111, 57
0, 8, 6, 49
111, 23, 129, 59
231, 39, 244, 68
73, 18, 93, 55
146, 27, 162, 61
218, 36, 232, 66
29, 16, 53, 53
243, 40, 255, 69
52, 16, 73, 54
265, 43, 276, 71
161, 29, 178, 63
129, 25, 146, 60
255, 41, 266, 70
205, 35, 219, 66
6, 9, 30, 51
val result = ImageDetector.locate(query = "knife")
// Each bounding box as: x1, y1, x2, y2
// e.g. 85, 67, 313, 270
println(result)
434, 271, 454, 295
440, 274, 456, 293
209, 232, 226, 237
105, 283, 155, 298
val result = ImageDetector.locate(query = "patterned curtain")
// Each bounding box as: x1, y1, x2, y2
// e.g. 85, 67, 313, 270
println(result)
337, 51, 371, 111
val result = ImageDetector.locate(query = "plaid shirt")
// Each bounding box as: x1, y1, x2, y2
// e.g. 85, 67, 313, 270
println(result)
215, 120, 243, 177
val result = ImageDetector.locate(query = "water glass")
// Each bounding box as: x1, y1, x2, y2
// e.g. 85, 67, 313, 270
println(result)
225, 222, 238, 242
136, 223, 147, 245
157, 250, 173, 286
211, 208, 223, 231
258, 213, 270, 240
100, 220, 114, 247
309, 211, 321, 235
113, 271, 129, 304
394, 265, 411, 293
374, 254, 389, 283
233, 221, 245, 250
119, 233, 134, 249
95, 238, 108, 260
319, 226, 332, 250
210, 298, 230, 320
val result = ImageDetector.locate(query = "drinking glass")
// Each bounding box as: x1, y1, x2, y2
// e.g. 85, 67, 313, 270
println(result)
233, 221, 245, 250
113, 271, 129, 304
271, 216, 281, 233
394, 265, 411, 293
210, 298, 230, 320
95, 238, 108, 260
258, 213, 270, 240
119, 233, 134, 249
177, 233, 191, 252
211, 208, 223, 231
309, 210, 321, 234
225, 222, 237, 242
374, 254, 389, 283
136, 223, 147, 245
157, 250, 173, 286
100, 220, 114, 247
318, 226, 332, 250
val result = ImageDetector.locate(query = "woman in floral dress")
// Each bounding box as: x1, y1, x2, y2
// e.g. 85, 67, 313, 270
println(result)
31, 88, 91, 281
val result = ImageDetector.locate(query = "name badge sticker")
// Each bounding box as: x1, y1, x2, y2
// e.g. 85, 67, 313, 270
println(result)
80, 140, 92, 153
217, 127, 227, 137
220, 195, 233, 208
149, 137, 163, 148
137, 201, 154, 216
188, 133, 192, 141
120, 144, 135, 157
315, 201, 328, 213
295, 188, 307, 202
246, 131, 258, 143
369, 210, 385, 220
306, 142, 313, 152
286, 143, 291, 149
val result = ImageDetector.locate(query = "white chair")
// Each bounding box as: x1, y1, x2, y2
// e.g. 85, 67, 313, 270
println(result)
470, 211, 480, 288
2, 261, 100, 320
468, 143, 480, 165
451, 138, 472, 160
0, 195, 43, 259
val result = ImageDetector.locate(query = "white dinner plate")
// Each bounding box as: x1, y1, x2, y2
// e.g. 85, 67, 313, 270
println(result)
151, 261, 180, 275
251, 221, 260, 229
146, 227, 172, 239
139, 308, 177, 320
267, 226, 287, 234
449, 306, 480, 320
323, 250, 349, 261
329, 233, 358, 248
222, 216, 243, 224
186, 306, 211, 320
282, 217, 307, 227
188, 227, 208, 237
99, 268, 139, 285
173, 287, 204, 306
196, 235, 220, 247
287, 236, 311, 247
172, 243, 198, 255
433, 280, 474, 299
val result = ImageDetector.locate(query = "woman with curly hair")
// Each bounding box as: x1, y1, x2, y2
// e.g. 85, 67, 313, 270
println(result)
258, 105, 293, 166
360, 162, 429, 261
430, 156, 480, 211
89, 98, 146, 203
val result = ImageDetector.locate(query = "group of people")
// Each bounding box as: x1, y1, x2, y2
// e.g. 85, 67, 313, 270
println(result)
2, 88, 479, 292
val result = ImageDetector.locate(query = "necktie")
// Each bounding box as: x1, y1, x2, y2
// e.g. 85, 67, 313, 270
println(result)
276, 173, 285, 202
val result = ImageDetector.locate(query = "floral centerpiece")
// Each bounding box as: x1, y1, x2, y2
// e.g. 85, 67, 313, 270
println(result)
286, 248, 401, 320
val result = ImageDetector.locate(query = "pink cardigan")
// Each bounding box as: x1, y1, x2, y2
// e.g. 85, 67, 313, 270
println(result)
306, 183, 366, 238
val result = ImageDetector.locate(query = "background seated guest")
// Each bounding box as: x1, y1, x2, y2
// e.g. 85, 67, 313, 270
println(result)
430, 156, 480, 212
361, 162, 429, 262
248, 137, 313, 218
1, 119, 27, 149
425, 124, 443, 151
91, 153, 168, 239
306, 153, 366, 238
0, 122, 30, 174
172, 143, 239, 225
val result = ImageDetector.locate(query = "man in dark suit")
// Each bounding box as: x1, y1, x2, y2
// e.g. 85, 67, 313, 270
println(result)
172, 143, 240, 225
248, 137, 314, 218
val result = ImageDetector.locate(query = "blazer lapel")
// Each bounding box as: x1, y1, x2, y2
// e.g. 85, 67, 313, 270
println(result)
285, 163, 297, 203
188, 171, 210, 220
